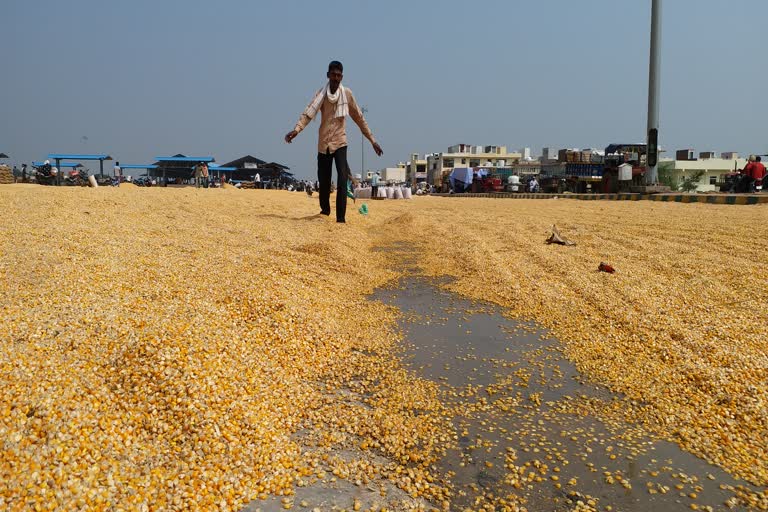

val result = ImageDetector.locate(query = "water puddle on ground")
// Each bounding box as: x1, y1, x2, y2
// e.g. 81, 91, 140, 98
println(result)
372, 275, 759, 511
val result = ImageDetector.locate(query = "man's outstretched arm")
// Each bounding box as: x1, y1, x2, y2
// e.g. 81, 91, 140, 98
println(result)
285, 93, 319, 143
285, 113, 311, 143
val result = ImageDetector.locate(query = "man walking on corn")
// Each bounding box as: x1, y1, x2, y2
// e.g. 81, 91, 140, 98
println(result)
285, 60, 383, 223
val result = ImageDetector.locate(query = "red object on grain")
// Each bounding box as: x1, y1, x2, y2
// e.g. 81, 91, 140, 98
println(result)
598, 262, 616, 274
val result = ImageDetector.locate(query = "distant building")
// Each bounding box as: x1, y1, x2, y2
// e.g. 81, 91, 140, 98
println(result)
541, 147, 559, 163
219, 155, 293, 182
426, 144, 522, 186
378, 167, 406, 183
152, 154, 213, 181
512, 161, 542, 177
541, 162, 567, 177
405, 153, 428, 184
368, 167, 406, 183
489, 160, 543, 185
661, 150, 747, 192
520, 147, 532, 161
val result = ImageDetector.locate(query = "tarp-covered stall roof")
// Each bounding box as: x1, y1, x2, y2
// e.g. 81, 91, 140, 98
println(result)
155, 156, 214, 163
152, 155, 215, 180
46, 153, 114, 180
47, 154, 112, 160
33, 161, 83, 169
219, 155, 293, 182
119, 165, 159, 169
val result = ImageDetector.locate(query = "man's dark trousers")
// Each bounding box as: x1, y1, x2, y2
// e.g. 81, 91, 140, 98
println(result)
318, 145, 349, 222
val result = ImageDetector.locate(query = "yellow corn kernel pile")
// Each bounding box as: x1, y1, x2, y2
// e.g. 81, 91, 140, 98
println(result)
380, 196, 768, 488
0, 186, 452, 510
1, 185, 766, 510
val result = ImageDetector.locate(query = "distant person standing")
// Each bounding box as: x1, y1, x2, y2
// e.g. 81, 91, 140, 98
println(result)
285, 60, 383, 223
756, 157, 766, 191
12, 165, 19, 182
194, 162, 203, 188
254, 172, 261, 189
113, 161, 122, 187
744, 156, 766, 192
21, 163, 27, 183
742, 155, 765, 193
201, 162, 210, 188
371, 171, 380, 199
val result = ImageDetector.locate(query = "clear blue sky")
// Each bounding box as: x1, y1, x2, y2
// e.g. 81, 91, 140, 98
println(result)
3, 0, 766, 179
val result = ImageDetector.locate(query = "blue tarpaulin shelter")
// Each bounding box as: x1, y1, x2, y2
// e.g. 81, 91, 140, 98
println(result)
46, 153, 113, 183
119, 164, 159, 170
209, 165, 234, 175
218, 155, 293, 182
153, 155, 215, 183
33, 161, 82, 169
209, 165, 235, 181
155, 156, 214, 163
449, 168, 473, 192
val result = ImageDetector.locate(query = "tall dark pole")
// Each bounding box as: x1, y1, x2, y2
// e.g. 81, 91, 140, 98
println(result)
361, 106, 368, 178
646, 0, 662, 184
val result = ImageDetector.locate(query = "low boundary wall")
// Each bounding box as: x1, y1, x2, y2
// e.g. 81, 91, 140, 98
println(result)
432, 192, 768, 205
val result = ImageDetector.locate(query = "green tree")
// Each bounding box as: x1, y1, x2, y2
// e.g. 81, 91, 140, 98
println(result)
657, 162, 678, 190
680, 170, 706, 193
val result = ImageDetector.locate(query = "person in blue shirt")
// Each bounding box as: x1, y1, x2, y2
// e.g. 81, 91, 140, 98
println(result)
371, 171, 380, 199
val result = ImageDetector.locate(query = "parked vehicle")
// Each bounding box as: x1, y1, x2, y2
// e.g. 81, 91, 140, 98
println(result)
134, 175, 153, 187
63, 168, 89, 187
719, 172, 751, 193
476, 175, 504, 193
95, 176, 114, 187
601, 143, 647, 193
33, 163, 56, 185
506, 175, 522, 192
539, 176, 566, 193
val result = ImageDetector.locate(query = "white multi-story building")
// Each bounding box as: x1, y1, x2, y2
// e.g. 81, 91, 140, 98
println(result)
426, 144, 522, 186
660, 151, 748, 192
370, 167, 406, 184
403, 153, 429, 184
512, 161, 542, 176
541, 147, 559, 163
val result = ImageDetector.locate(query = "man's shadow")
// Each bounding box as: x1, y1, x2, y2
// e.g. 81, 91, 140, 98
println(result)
297, 213, 326, 221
